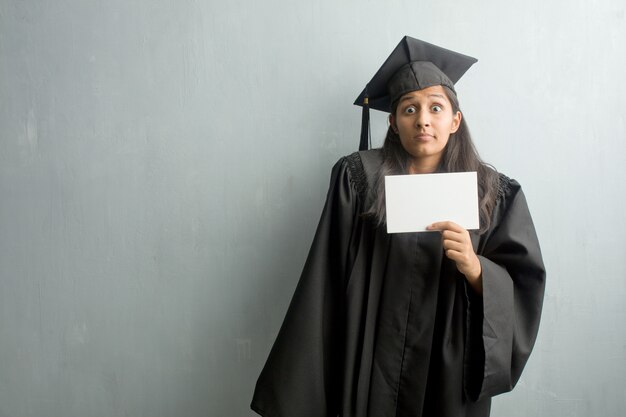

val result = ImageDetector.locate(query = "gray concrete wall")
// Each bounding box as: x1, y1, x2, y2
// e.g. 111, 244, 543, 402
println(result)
1, 0, 624, 416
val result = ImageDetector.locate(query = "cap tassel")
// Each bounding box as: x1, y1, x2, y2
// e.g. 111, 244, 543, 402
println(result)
359, 95, 370, 151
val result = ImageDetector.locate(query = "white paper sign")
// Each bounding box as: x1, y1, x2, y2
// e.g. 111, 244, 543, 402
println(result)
385, 172, 479, 233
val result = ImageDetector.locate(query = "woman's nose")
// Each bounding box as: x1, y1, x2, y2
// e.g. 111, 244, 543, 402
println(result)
416, 110, 430, 127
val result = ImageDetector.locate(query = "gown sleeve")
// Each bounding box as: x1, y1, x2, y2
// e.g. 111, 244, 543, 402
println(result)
464, 176, 547, 401
250, 157, 359, 417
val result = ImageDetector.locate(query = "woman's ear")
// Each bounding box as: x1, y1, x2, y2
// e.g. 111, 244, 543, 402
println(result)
389, 114, 398, 133
450, 111, 462, 134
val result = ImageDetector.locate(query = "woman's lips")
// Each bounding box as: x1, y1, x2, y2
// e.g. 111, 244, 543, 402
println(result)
414, 133, 434, 141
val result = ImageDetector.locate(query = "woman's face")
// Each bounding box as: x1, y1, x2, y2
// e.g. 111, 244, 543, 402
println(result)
389, 85, 462, 172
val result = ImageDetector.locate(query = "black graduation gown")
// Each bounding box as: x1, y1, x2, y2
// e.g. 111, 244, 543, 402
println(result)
251, 149, 546, 417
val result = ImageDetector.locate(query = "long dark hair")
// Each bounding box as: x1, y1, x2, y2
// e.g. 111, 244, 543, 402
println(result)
367, 86, 500, 233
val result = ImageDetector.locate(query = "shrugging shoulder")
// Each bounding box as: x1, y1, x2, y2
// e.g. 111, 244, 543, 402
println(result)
251, 151, 546, 416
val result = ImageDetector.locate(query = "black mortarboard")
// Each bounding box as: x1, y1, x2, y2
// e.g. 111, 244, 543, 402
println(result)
354, 36, 478, 150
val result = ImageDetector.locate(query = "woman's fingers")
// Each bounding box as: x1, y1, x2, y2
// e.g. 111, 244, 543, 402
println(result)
428, 221, 482, 294
445, 247, 474, 266
427, 221, 464, 233
429, 220, 480, 280
442, 239, 464, 252
441, 229, 464, 243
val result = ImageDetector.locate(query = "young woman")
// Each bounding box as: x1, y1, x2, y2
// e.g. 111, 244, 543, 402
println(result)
251, 36, 546, 417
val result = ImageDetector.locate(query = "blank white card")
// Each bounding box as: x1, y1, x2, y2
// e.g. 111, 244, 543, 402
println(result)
384, 172, 479, 233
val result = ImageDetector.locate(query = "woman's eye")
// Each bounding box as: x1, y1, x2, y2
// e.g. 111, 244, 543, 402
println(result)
404, 106, 416, 114
431, 105, 443, 112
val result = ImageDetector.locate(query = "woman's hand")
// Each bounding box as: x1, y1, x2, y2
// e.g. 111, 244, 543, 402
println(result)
427, 221, 482, 295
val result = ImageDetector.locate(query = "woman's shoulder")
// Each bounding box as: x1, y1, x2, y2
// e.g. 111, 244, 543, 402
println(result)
332, 149, 383, 207
481, 166, 522, 204
343, 148, 383, 180
496, 171, 515, 202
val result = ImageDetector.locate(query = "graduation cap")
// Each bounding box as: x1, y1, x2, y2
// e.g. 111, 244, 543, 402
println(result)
355, 36, 478, 151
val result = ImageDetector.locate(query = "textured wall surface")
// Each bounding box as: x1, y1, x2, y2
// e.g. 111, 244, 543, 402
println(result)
1, 0, 625, 416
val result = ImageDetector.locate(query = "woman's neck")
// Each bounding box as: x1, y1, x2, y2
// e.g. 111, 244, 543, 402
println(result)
407, 157, 440, 174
